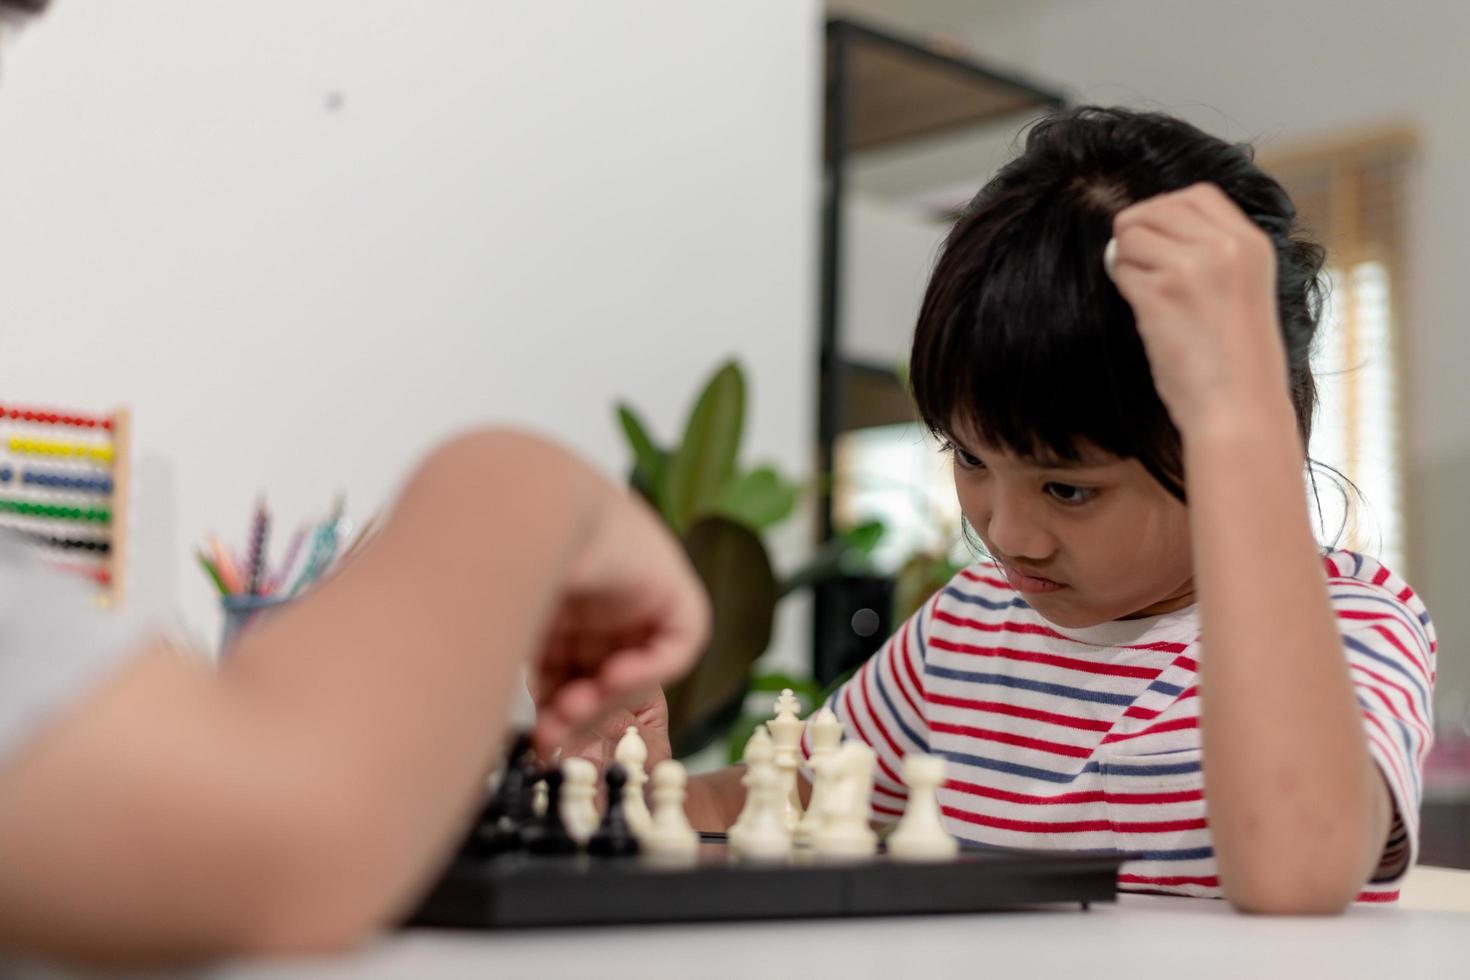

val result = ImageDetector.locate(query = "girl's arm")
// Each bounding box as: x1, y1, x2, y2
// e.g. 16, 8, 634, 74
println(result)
1110, 186, 1390, 913
1184, 395, 1389, 912
0, 429, 708, 963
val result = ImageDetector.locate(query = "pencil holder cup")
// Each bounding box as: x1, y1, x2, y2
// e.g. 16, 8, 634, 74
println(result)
220, 594, 293, 655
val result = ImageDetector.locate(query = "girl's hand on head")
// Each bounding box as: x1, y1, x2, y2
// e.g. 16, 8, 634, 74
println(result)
529, 488, 709, 756
1107, 182, 1294, 434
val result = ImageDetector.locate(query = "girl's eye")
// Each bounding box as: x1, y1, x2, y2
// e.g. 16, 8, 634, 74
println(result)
940, 441, 985, 470
1045, 482, 1097, 505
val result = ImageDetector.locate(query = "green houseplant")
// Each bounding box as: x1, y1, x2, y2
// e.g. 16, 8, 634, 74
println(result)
616, 359, 883, 758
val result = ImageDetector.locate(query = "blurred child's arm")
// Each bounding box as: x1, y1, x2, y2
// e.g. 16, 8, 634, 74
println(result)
1111, 185, 1391, 914
0, 429, 708, 964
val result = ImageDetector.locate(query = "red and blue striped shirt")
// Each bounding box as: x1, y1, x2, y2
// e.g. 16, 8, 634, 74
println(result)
805, 550, 1436, 902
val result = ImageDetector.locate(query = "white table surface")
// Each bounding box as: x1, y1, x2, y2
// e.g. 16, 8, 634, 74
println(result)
15, 887, 1470, 980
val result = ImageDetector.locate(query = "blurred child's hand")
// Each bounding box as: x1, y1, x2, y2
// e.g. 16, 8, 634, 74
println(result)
1107, 182, 1293, 434
529, 489, 708, 755
548, 686, 673, 805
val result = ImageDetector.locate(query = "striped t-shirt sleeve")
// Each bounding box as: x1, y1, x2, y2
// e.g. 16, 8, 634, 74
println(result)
804, 595, 936, 824
1325, 551, 1437, 885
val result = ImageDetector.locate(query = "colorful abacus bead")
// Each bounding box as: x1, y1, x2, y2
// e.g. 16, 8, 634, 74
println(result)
0, 403, 111, 430
0, 499, 111, 523
20, 470, 114, 494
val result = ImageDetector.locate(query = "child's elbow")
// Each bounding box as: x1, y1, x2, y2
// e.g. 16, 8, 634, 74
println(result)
1222, 864, 1362, 916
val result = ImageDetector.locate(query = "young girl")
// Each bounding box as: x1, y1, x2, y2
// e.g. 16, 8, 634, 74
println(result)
589, 106, 1435, 913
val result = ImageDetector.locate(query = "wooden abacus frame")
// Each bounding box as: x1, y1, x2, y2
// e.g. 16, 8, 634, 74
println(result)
0, 403, 131, 606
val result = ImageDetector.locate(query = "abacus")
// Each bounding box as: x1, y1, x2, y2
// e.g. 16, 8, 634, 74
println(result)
0, 403, 131, 605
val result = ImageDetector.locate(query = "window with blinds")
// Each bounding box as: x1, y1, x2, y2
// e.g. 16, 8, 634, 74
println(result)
1266, 130, 1418, 576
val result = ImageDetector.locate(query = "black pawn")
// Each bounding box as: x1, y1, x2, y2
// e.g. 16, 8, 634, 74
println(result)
464, 733, 537, 857
524, 770, 578, 856
588, 763, 640, 858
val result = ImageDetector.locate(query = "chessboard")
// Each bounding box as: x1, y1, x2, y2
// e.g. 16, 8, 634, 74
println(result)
404, 694, 1130, 931
406, 836, 1125, 930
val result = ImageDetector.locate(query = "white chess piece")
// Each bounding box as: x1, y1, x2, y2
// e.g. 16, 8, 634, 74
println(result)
767, 688, 806, 832
642, 760, 699, 864
793, 706, 842, 848
532, 779, 549, 819
728, 758, 791, 863
886, 753, 959, 861
813, 742, 878, 859
728, 726, 774, 845
1103, 236, 1119, 280
615, 725, 653, 840
560, 757, 600, 846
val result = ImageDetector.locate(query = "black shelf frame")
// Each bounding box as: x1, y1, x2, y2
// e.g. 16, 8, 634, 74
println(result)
813, 17, 1067, 681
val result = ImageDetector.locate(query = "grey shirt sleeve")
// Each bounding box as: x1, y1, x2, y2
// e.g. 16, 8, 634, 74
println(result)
0, 535, 147, 772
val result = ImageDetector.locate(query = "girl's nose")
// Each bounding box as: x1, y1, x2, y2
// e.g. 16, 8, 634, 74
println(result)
985, 491, 1054, 564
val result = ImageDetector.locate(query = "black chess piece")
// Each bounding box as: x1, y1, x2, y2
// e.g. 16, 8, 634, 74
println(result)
523, 770, 578, 856
588, 763, 640, 858
462, 732, 537, 858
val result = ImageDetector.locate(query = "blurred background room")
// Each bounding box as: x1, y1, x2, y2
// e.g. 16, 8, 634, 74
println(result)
0, 0, 1465, 862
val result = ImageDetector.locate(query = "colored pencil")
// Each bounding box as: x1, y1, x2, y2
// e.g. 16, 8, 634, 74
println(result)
209, 534, 244, 594
338, 510, 380, 565
289, 509, 342, 597
195, 550, 228, 595
245, 498, 271, 596
267, 523, 308, 595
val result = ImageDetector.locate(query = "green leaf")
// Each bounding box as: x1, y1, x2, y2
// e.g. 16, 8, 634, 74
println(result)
839, 519, 886, 556
616, 403, 668, 507
660, 361, 745, 533
712, 465, 799, 530
776, 519, 887, 598
664, 516, 778, 758
747, 672, 825, 708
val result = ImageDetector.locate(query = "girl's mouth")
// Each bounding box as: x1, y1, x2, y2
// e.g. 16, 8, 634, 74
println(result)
1001, 563, 1067, 595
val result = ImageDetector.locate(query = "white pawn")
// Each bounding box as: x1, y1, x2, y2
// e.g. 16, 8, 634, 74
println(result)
532, 779, 549, 819
560, 757, 600, 846
814, 742, 878, 859
729, 758, 791, 863
887, 753, 958, 861
642, 760, 699, 864
728, 726, 774, 845
794, 706, 843, 848
767, 688, 806, 832
615, 726, 653, 840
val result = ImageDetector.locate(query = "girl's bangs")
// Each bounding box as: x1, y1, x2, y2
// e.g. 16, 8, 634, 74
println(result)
914, 191, 1175, 468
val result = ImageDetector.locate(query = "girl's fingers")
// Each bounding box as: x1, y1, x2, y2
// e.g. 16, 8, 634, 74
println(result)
1177, 181, 1253, 234
1110, 224, 1183, 274
1114, 192, 1211, 244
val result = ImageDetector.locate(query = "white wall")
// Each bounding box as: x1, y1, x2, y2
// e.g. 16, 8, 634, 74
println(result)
834, 0, 1470, 715
0, 1, 820, 654
840, 195, 947, 369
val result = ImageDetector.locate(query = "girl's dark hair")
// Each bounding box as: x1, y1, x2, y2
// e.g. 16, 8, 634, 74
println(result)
909, 105, 1325, 501
0, 0, 50, 13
